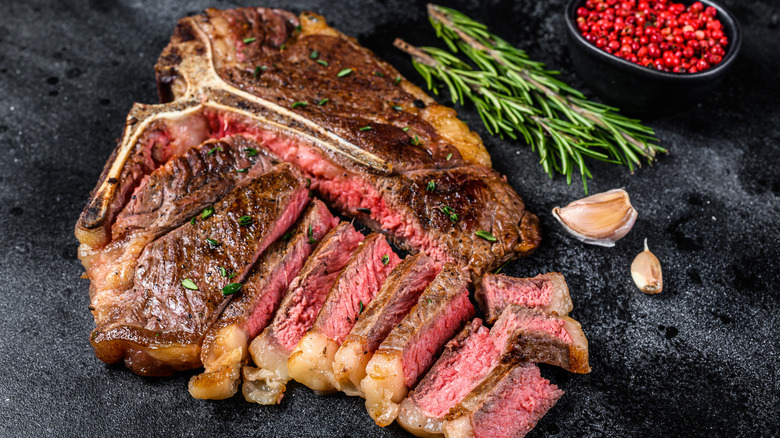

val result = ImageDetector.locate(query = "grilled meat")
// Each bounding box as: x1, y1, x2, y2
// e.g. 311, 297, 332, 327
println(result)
243, 222, 363, 404
189, 199, 337, 399
362, 264, 474, 427
288, 234, 401, 393
333, 254, 440, 396
91, 163, 308, 375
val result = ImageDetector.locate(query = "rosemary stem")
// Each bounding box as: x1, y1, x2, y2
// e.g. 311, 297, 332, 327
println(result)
393, 38, 438, 68
429, 4, 660, 160
395, 38, 555, 129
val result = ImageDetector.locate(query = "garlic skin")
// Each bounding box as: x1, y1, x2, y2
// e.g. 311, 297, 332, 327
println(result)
552, 188, 638, 247
631, 239, 663, 294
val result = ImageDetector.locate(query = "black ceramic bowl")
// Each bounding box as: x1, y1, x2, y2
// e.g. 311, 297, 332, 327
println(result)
564, 0, 741, 117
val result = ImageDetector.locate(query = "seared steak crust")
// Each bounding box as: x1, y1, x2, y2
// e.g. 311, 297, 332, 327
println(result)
113, 135, 278, 240
493, 305, 591, 374
91, 164, 307, 375
82, 136, 277, 326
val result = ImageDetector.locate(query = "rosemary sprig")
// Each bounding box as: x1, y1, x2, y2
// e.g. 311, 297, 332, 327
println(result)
395, 5, 665, 191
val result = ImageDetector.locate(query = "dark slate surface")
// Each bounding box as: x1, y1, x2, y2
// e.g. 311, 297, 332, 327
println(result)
0, 0, 778, 436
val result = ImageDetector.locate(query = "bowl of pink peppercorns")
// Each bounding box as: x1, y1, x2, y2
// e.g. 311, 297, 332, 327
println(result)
564, 0, 741, 116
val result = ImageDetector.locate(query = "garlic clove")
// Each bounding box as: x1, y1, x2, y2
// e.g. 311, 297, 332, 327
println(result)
631, 239, 663, 294
552, 188, 638, 247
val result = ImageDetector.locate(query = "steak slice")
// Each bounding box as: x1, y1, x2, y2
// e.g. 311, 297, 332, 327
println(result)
91, 163, 308, 376
443, 362, 563, 438
397, 320, 494, 437
333, 254, 440, 396
243, 222, 363, 404
83, 136, 278, 329
492, 305, 590, 374
188, 199, 337, 400
362, 264, 474, 427
479, 272, 573, 324
288, 233, 402, 393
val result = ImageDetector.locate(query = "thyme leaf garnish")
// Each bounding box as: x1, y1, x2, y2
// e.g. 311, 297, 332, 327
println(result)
222, 283, 242, 296
438, 205, 459, 222
475, 230, 497, 242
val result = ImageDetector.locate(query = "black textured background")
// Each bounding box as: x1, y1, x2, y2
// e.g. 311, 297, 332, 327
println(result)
0, 0, 778, 437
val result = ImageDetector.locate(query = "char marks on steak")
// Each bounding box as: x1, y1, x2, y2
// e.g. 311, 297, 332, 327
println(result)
91, 163, 308, 375
288, 233, 402, 393
479, 272, 573, 324
443, 362, 563, 438
362, 264, 474, 427
189, 199, 337, 400
73, 6, 565, 433
243, 222, 364, 404
334, 253, 441, 396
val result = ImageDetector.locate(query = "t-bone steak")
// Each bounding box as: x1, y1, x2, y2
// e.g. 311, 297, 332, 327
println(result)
72, 5, 561, 435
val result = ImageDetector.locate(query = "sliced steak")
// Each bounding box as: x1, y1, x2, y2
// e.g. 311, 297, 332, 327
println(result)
362, 264, 474, 427
397, 305, 589, 436
443, 362, 563, 438
479, 272, 573, 324
243, 222, 363, 404
83, 136, 277, 329
334, 254, 440, 396
493, 305, 590, 374
91, 163, 308, 376
288, 233, 402, 393
188, 199, 337, 399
